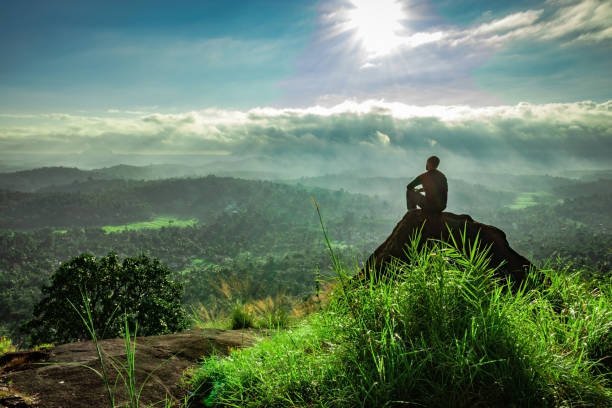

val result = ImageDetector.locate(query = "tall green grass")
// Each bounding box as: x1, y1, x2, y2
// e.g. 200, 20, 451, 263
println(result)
69, 292, 176, 408
189, 237, 611, 407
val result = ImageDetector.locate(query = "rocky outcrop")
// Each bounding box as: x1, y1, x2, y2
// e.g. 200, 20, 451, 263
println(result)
0, 329, 255, 408
363, 210, 532, 284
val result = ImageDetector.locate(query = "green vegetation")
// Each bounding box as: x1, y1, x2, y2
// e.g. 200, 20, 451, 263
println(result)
26, 252, 188, 344
507, 192, 538, 209
229, 303, 255, 330
190, 241, 611, 407
1, 177, 387, 338
73, 292, 175, 408
102, 216, 197, 234
191, 295, 293, 331
506, 191, 552, 210
0, 335, 16, 355
0, 172, 609, 348
0, 168, 610, 406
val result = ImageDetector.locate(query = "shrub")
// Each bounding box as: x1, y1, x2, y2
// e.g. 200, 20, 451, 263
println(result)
26, 252, 188, 344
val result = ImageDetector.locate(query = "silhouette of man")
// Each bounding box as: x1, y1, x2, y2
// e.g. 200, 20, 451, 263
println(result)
406, 156, 447, 213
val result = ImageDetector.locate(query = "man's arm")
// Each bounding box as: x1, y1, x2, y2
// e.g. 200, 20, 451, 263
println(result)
406, 175, 421, 190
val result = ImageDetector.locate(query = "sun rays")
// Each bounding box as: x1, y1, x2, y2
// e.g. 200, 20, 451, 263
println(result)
339, 0, 408, 57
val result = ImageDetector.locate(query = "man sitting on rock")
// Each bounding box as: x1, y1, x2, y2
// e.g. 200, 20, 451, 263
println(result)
406, 155, 448, 213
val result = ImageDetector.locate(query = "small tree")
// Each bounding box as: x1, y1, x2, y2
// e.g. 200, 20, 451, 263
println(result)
26, 252, 188, 344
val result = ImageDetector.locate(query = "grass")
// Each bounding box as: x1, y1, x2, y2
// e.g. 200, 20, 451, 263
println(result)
102, 216, 197, 234
188, 237, 612, 407
189, 314, 347, 407
69, 292, 176, 408
69, 293, 118, 407
230, 302, 255, 330
506, 191, 553, 210
191, 296, 294, 331
190, 258, 208, 267
0, 335, 16, 355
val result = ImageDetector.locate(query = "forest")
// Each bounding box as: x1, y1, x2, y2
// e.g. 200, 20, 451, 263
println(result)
0, 167, 610, 342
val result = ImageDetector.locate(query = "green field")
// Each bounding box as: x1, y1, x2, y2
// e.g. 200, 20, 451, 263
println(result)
102, 216, 198, 234
506, 192, 551, 210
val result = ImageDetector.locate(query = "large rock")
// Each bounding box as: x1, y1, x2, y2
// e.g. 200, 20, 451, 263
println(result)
363, 210, 532, 284
0, 329, 256, 408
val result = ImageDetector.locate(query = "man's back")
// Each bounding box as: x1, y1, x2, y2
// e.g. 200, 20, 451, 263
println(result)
417, 169, 447, 212
406, 156, 448, 213
408, 169, 448, 212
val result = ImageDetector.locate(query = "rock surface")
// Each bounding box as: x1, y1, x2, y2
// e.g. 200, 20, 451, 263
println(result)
0, 329, 255, 408
363, 210, 532, 284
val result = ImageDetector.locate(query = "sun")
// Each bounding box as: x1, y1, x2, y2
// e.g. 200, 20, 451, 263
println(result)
343, 0, 407, 57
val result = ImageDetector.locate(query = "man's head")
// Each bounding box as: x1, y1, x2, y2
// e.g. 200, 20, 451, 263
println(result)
426, 155, 440, 171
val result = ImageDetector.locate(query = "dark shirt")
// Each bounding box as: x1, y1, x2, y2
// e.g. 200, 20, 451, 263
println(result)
407, 169, 448, 212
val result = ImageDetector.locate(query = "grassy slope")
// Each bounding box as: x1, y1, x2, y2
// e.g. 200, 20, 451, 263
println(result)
189, 241, 612, 407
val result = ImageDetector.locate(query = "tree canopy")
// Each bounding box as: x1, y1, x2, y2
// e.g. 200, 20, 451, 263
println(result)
26, 252, 188, 344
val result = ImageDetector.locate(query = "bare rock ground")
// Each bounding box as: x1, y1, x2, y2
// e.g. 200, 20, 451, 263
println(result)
1, 329, 256, 407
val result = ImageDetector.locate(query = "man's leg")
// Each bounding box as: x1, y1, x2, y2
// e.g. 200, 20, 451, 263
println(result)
406, 190, 426, 211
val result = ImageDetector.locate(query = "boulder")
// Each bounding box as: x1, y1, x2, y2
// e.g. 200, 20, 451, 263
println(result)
363, 210, 532, 284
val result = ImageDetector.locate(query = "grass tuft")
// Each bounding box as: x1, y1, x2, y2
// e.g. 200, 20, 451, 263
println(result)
230, 302, 255, 330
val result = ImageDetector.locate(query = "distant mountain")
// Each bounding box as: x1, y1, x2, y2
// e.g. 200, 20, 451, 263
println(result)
0, 175, 393, 230
0, 163, 292, 193
452, 172, 579, 193
553, 178, 612, 199
0, 167, 93, 192
560, 169, 612, 181
0, 164, 202, 192
96, 164, 200, 180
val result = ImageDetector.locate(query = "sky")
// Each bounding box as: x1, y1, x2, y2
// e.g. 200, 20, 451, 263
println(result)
0, 0, 610, 174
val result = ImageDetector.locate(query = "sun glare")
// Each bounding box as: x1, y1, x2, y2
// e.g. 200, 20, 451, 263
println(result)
344, 0, 407, 57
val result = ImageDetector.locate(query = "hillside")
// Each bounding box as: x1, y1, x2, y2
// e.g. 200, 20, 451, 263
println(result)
0, 168, 610, 407
0, 164, 288, 194
0, 176, 394, 338
2, 171, 610, 341
0, 175, 391, 230
0, 165, 202, 192
2, 205, 610, 407
187, 240, 611, 407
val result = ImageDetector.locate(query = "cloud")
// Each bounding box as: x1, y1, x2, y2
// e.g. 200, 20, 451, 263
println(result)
0, 100, 610, 174
382, 0, 612, 53
376, 131, 391, 146
280, 1, 611, 108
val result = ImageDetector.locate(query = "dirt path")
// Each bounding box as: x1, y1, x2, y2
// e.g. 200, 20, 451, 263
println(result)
0, 329, 256, 407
